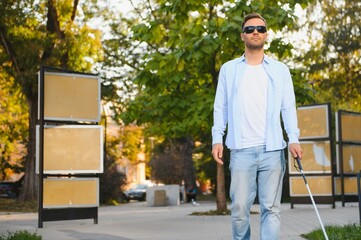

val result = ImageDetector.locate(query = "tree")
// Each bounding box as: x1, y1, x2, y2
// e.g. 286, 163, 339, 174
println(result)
150, 137, 195, 185
295, 0, 361, 112
0, 71, 28, 180
118, 125, 145, 166
0, 0, 103, 201
99, 132, 128, 204
105, 0, 312, 211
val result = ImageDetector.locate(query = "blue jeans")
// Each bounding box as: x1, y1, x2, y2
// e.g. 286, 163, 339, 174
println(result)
229, 145, 285, 240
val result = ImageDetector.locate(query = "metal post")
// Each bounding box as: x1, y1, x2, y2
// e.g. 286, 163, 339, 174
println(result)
357, 171, 361, 224
38, 66, 45, 228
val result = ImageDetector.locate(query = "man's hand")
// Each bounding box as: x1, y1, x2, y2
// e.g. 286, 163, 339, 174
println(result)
289, 143, 303, 159
212, 143, 224, 165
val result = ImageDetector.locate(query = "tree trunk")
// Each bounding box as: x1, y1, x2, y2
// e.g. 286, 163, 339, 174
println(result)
18, 93, 38, 201
179, 136, 195, 187
216, 163, 227, 211
212, 72, 227, 212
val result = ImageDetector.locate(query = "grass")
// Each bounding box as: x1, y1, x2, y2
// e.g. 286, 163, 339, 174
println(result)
0, 198, 37, 212
190, 208, 260, 216
301, 224, 361, 240
195, 193, 217, 202
190, 209, 232, 216
0, 230, 42, 240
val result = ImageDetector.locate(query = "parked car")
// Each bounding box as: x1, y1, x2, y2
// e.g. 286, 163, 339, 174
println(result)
0, 181, 21, 198
124, 184, 148, 201
0, 176, 23, 199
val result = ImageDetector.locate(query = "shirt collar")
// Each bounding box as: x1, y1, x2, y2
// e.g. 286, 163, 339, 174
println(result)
237, 54, 270, 64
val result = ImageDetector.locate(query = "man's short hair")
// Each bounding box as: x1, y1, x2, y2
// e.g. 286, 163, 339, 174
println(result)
241, 13, 267, 29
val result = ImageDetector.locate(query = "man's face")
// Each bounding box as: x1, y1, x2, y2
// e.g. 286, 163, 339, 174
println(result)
241, 18, 267, 50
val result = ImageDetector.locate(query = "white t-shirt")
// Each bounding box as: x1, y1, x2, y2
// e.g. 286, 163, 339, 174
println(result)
238, 64, 268, 148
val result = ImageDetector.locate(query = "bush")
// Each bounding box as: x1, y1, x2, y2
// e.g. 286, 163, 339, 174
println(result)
0, 199, 37, 212
99, 154, 127, 204
0, 230, 42, 240
302, 224, 361, 240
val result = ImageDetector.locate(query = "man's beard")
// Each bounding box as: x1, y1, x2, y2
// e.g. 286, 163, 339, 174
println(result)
245, 41, 264, 50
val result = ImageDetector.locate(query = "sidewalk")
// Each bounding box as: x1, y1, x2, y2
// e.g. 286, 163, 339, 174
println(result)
0, 201, 359, 240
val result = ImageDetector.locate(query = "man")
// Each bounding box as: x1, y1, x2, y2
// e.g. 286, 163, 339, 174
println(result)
211, 13, 303, 240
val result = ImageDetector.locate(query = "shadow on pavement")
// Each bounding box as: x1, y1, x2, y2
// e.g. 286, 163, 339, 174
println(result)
61, 230, 132, 240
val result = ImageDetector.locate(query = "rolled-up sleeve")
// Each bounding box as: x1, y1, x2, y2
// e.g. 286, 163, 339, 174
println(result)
212, 65, 228, 146
281, 66, 300, 144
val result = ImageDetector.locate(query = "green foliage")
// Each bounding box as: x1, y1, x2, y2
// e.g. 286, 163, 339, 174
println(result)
99, 153, 127, 204
0, 230, 42, 240
99, 115, 128, 204
104, 0, 314, 187
0, 71, 28, 180
102, 0, 315, 199
290, 68, 316, 106
114, 0, 313, 140
150, 137, 195, 185
296, 0, 361, 112
0, 0, 104, 110
301, 224, 361, 240
118, 125, 145, 164
0, 0, 105, 200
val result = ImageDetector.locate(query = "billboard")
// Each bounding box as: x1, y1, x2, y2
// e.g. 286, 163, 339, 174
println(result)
43, 178, 99, 208
36, 125, 103, 174
297, 104, 329, 139
39, 71, 100, 122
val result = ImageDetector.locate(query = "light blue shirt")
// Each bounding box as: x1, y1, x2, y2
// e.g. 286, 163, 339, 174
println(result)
212, 55, 300, 151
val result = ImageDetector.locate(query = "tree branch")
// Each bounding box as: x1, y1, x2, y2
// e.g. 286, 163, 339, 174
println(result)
0, 25, 21, 75
71, 0, 79, 22
47, 0, 64, 39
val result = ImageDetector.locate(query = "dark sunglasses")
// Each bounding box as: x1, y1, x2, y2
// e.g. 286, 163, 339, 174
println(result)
242, 26, 267, 34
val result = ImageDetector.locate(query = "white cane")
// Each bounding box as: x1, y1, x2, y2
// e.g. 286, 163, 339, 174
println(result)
295, 157, 329, 240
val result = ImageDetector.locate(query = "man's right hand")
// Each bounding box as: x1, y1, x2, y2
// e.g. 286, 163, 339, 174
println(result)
212, 143, 224, 165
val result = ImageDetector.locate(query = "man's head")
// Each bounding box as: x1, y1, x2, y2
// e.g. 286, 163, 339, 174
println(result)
241, 13, 267, 30
241, 13, 268, 51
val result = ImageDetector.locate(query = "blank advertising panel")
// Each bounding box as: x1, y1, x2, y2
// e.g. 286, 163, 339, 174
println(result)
43, 178, 99, 208
341, 145, 361, 174
297, 105, 329, 139
334, 177, 358, 195
42, 72, 100, 122
340, 112, 361, 142
289, 141, 332, 174
290, 176, 333, 196
36, 125, 103, 174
